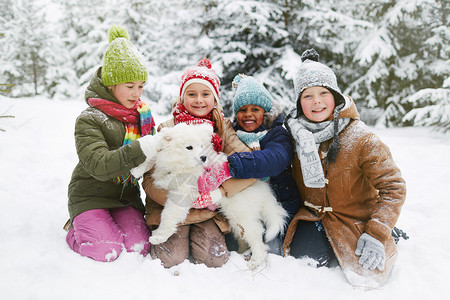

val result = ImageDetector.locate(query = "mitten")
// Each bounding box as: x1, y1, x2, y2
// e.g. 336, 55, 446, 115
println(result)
130, 134, 161, 178
192, 189, 223, 211
198, 162, 231, 193
137, 134, 161, 159
355, 233, 386, 271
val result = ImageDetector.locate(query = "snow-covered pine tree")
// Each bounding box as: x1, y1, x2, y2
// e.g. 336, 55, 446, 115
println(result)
0, 0, 53, 97
55, 0, 111, 93
401, 85, 450, 132
136, 0, 207, 114
40, 0, 79, 99
347, 0, 449, 127
0, 0, 16, 95
199, 0, 294, 114
398, 0, 450, 132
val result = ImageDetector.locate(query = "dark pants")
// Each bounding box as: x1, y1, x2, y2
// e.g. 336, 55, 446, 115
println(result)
225, 233, 283, 256
289, 220, 337, 267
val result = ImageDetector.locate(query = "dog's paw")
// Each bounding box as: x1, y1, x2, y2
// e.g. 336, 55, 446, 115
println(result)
149, 234, 169, 245
247, 257, 267, 271
242, 249, 252, 261
246, 249, 268, 270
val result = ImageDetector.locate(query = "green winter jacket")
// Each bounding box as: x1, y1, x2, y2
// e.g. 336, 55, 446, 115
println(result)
67, 67, 147, 222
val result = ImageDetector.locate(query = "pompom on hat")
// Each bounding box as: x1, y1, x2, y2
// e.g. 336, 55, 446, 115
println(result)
294, 49, 345, 110
232, 74, 272, 115
101, 24, 148, 86
180, 59, 221, 102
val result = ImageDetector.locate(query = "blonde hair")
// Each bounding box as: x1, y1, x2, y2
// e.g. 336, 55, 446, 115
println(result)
212, 105, 224, 137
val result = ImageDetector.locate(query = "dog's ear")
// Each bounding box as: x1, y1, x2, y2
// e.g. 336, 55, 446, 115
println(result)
158, 127, 174, 145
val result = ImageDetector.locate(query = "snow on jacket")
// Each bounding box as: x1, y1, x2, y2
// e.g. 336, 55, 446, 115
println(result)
142, 114, 256, 233
67, 67, 147, 222
228, 114, 301, 219
283, 96, 406, 288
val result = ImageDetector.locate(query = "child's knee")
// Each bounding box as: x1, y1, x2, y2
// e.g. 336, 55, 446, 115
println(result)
79, 241, 123, 262
150, 225, 189, 268
111, 207, 151, 254
191, 238, 229, 267
72, 209, 123, 243
190, 220, 229, 268
69, 209, 125, 261
151, 244, 189, 268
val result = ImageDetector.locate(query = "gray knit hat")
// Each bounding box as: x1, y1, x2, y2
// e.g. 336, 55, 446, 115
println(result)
294, 49, 344, 109
292, 49, 348, 163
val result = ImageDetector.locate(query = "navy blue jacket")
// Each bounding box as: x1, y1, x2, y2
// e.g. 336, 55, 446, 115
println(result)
228, 115, 301, 220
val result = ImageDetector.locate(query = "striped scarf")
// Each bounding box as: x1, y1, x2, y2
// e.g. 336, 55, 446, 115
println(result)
236, 129, 269, 182
88, 98, 156, 186
236, 130, 268, 150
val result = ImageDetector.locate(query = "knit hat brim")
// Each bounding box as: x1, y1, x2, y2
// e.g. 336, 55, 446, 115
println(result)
296, 87, 347, 119
179, 59, 221, 103
180, 78, 220, 103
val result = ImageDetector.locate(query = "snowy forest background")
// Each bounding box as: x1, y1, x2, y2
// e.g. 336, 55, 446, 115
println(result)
1, 0, 449, 130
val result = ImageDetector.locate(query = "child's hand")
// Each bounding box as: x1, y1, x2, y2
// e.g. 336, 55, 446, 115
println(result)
130, 134, 161, 178
198, 162, 231, 193
355, 233, 386, 271
138, 134, 162, 159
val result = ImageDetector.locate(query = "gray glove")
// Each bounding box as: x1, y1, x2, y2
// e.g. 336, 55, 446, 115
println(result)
355, 233, 386, 271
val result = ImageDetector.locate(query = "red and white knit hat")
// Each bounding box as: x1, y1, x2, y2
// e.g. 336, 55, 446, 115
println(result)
179, 59, 221, 102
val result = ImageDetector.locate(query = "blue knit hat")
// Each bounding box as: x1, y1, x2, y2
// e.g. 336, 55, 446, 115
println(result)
232, 74, 272, 115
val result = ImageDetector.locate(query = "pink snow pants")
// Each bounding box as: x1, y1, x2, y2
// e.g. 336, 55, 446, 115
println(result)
66, 206, 151, 262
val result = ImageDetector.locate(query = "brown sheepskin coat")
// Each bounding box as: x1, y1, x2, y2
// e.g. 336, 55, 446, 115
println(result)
283, 97, 406, 288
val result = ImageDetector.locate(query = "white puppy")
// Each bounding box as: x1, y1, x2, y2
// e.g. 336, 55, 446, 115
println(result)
138, 123, 287, 270
148, 123, 214, 244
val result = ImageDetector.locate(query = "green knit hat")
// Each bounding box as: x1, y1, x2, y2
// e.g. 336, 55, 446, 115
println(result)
101, 25, 148, 86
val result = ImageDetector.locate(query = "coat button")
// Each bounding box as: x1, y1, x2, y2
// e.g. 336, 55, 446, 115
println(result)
97, 187, 103, 192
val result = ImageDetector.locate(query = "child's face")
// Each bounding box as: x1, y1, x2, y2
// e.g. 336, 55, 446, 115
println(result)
109, 81, 145, 109
182, 83, 215, 117
236, 104, 265, 132
300, 86, 335, 122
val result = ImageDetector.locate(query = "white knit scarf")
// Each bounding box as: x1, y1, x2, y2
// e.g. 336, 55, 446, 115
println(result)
287, 114, 350, 188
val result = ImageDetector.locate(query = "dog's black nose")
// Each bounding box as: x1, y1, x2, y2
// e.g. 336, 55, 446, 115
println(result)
200, 155, 207, 162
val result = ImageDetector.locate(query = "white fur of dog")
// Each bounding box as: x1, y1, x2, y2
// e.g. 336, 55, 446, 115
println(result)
144, 123, 288, 270
147, 123, 213, 245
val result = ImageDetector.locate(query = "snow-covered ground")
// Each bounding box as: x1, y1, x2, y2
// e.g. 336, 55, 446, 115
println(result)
1, 96, 449, 299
